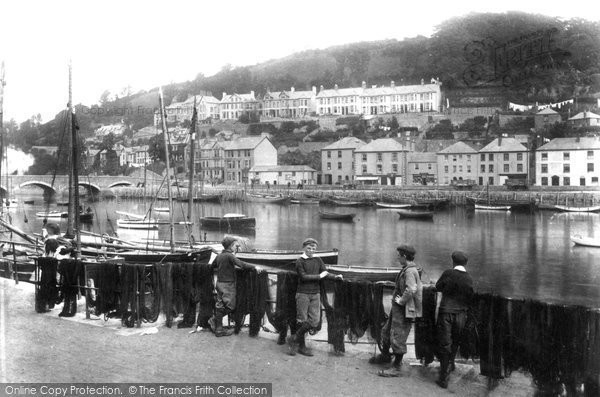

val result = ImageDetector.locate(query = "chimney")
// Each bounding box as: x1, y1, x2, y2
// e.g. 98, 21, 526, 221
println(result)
421, 78, 424, 85
222, 92, 227, 100
391, 80, 395, 88
250, 90, 255, 98
312, 86, 317, 95
334, 84, 338, 90
290, 87, 295, 93
319, 85, 324, 92
362, 81, 366, 89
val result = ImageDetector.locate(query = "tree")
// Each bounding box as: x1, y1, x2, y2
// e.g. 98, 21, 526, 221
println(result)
148, 134, 165, 162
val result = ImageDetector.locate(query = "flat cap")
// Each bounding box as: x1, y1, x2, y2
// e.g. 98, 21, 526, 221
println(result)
302, 238, 319, 247
221, 236, 238, 250
397, 244, 416, 255
451, 251, 468, 266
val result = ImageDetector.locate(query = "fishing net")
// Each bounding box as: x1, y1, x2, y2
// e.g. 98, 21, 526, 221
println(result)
266, 272, 298, 340
321, 279, 347, 354
177, 261, 215, 329
231, 268, 269, 336
57, 259, 84, 317
93, 262, 121, 317
35, 257, 60, 313
369, 282, 388, 352
414, 285, 437, 364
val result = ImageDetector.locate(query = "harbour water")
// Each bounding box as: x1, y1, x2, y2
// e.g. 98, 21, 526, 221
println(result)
5, 195, 600, 308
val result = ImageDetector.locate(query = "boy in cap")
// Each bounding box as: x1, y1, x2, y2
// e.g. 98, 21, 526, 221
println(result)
375, 244, 423, 377
42, 222, 73, 259
288, 237, 342, 356
435, 250, 474, 388
209, 236, 261, 337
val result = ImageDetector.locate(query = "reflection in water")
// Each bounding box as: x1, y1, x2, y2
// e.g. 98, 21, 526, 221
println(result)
6, 197, 600, 307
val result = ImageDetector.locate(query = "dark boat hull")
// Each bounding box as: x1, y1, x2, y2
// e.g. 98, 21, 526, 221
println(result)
236, 249, 338, 269
397, 209, 434, 220
319, 211, 356, 221
200, 216, 256, 229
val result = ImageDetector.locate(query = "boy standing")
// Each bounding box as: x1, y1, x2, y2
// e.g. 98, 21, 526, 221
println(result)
288, 238, 342, 356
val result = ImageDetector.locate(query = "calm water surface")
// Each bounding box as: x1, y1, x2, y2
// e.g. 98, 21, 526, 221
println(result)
8, 195, 600, 308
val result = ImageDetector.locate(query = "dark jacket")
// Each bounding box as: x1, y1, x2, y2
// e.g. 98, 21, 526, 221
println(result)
436, 267, 474, 313
214, 250, 254, 283
295, 254, 328, 294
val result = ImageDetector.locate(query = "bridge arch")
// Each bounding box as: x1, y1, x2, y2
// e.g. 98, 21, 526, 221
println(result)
78, 181, 101, 196
19, 181, 57, 200
108, 180, 133, 188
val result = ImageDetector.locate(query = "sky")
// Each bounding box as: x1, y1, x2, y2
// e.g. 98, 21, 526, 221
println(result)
1, 0, 599, 124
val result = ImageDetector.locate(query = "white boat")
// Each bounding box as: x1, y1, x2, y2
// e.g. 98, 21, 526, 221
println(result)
117, 218, 160, 230
36, 210, 65, 218
554, 205, 600, 213
571, 235, 600, 248
474, 204, 512, 211
115, 210, 146, 220
375, 202, 412, 209
154, 207, 170, 213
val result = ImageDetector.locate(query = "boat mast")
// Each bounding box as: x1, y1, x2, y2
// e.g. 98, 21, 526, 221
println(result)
187, 97, 197, 243
158, 87, 175, 253
0, 62, 5, 207
66, 61, 81, 255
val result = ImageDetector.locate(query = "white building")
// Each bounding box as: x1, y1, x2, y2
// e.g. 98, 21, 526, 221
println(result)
249, 165, 317, 185
436, 142, 479, 185
536, 137, 600, 187
353, 138, 412, 185
262, 87, 317, 118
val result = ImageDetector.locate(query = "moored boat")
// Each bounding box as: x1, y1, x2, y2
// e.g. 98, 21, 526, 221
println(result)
236, 248, 339, 269
571, 235, 600, 247
116, 218, 160, 230
397, 209, 434, 219
474, 203, 512, 211
290, 197, 320, 204
555, 204, 600, 213
245, 193, 290, 204
199, 213, 256, 229
326, 264, 400, 282
319, 210, 356, 221
375, 202, 412, 209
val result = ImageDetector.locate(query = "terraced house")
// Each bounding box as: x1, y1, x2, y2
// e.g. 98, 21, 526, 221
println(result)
353, 138, 412, 185
535, 137, 600, 187
220, 91, 261, 120
262, 87, 317, 118
316, 80, 442, 116
436, 142, 479, 185
222, 136, 277, 183
321, 137, 366, 185
477, 138, 529, 186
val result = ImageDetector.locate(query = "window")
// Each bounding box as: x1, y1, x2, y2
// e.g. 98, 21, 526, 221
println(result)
541, 153, 548, 160
489, 154, 494, 161
489, 164, 494, 173
338, 150, 342, 158
563, 152, 570, 160
564, 177, 570, 186
517, 153, 523, 161
593, 177, 599, 184
415, 163, 419, 170
377, 153, 382, 162
327, 151, 331, 158
376, 164, 383, 173
362, 154, 367, 161
541, 164, 548, 173
488, 177, 494, 185
480, 154, 485, 161
467, 165, 471, 173
392, 164, 398, 172
453, 156, 457, 162
480, 165, 485, 173
564, 164, 570, 173
467, 155, 471, 161
541, 177, 548, 186
444, 165, 449, 173
453, 165, 457, 172
362, 165, 367, 173
327, 162, 331, 170
504, 164, 509, 172
588, 163, 595, 172
459, 165, 463, 172
587, 151, 594, 159
278, 172, 282, 176
428, 163, 432, 170
580, 177, 586, 186
445, 155, 448, 161
392, 153, 398, 161
517, 164, 523, 172
503, 153, 509, 161
338, 162, 342, 170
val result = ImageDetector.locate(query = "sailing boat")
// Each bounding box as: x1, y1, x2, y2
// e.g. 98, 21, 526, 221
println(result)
472, 184, 512, 211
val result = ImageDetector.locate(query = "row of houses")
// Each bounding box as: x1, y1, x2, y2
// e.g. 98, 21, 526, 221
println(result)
156, 79, 443, 123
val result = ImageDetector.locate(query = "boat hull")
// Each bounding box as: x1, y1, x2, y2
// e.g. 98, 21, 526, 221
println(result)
318, 211, 356, 221
236, 249, 338, 269
555, 205, 600, 213
474, 204, 512, 211
199, 216, 256, 229
397, 209, 434, 219
571, 235, 600, 247
326, 264, 400, 282
245, 194, 290, 204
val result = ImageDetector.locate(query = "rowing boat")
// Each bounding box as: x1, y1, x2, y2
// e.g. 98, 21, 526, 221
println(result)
375, 202, 412, 209
397, 209, 434, 219
571, 235, 600, 248
555, 204, 600, 213
319, 210, 356, 221
200, 213, 256, 229
236, 248, 339, 269
474, 204, 512, 211
245, 193, 290, 204
326, 264, 400, 282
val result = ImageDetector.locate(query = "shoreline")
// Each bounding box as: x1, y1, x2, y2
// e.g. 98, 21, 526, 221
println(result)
1, 278, 537, 396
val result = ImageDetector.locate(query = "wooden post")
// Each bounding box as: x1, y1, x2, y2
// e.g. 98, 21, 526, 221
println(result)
11, 242, 17, 284
84, 263, 90, 320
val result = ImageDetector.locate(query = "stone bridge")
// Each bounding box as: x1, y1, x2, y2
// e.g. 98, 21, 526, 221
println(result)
4, 175, 144, 199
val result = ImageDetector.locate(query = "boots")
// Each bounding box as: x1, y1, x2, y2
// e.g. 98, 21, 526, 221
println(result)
213, 311, 233, 337
277, 332, 287, 345
286, 334, 298, 356
369, 353, 392, 365
378, 354, 402, 377
436, 355, 450, 388
297, 334, 313, 357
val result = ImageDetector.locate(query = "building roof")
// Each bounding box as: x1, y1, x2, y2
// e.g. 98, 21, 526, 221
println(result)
264, 89, 314, 100
221, 92, 256, 102
538, 137, 600, 151
437, 141, 479, 154
536, 108, 559, 115
317, 82, 440, 98
250, 165, 316, 172
408, 152, 437, 162
322, 137, 366, 150
224, 136, 270, 150
568, 111, 600, 121
479, 138, 527, 152
354, 138, 407, 153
